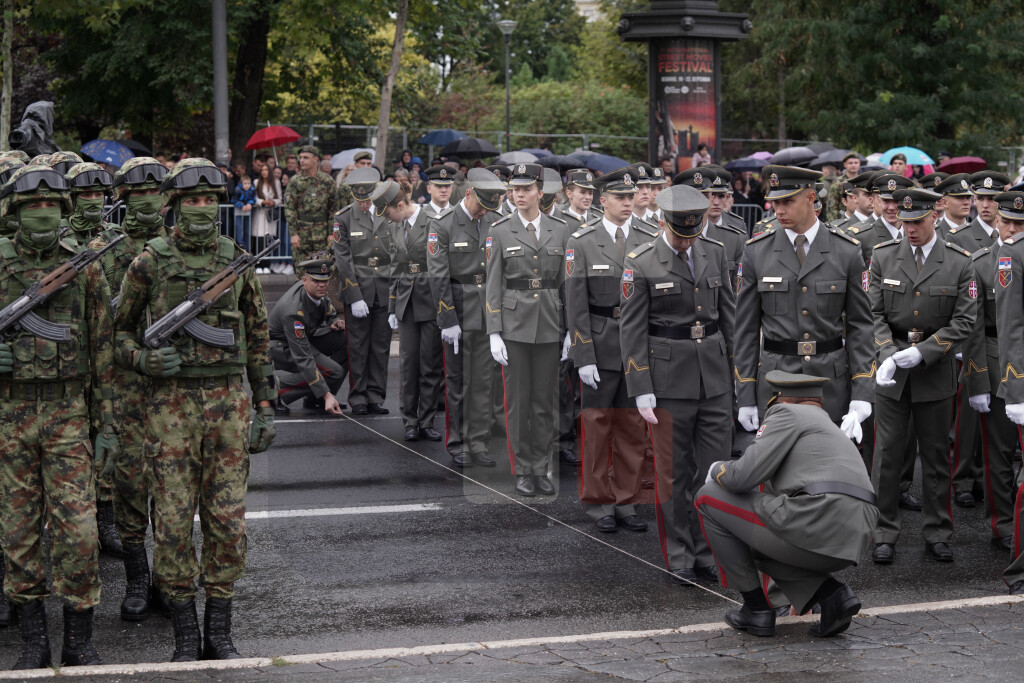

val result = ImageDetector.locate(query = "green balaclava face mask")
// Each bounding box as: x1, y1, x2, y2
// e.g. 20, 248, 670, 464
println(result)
125, 191, 164, 231
17, 204, 62, 252
69, 195, 105, 234
175, 196, 220, 247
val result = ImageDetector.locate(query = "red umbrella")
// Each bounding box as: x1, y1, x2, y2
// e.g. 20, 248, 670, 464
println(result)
937, 156, 987, 174
245, 125, 301, 151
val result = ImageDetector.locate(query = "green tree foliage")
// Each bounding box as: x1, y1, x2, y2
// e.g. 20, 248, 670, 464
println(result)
543, 45, 573, 82
573, 0, 647, 88
485, 0, 586, 83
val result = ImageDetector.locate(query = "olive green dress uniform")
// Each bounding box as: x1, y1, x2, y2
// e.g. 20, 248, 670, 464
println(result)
483, 168, 512, 433
485, 203, 569, 480
566, 189, 659, 523
932, 173, 972, 241
869, 193, 977, 551
619, 188, 734, 573
427, 192, 498, 460
847, 173, 914, 265
388, 203, 443, 432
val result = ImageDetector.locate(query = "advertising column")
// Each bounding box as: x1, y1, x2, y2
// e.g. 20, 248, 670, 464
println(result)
651, 38, 718, 176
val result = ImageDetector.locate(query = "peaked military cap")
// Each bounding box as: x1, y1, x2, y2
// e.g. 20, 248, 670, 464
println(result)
425, 165, 455, 185
370, 178, 400, 216
650, 166, 667, 185
893, 188, 941, 221
508, 163, 542, 186
656, 184, 710, 237
347, 167, 381, 201
466, 168, 508, 211
297, 144, 320, 157
765, 370, 828, 398
761, 165, 822, 200
848, 171, 876, 191
673, 167, 712, 191
353, 150, 372, 163
566, 168, 596, 190
871, 172, 914, 199
970, 170, 1011, 196
995, 191, 1024, 222
917, 172, 949, 190
934, 173, 973, 197
298, 251, 334, 280
599, 167, 638, 194
710, 166, 733, 192
630, 161, 656, 185
485, 164, 511, 184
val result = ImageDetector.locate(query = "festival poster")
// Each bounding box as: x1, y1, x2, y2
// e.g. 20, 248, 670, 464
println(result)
651, 39, 717, 176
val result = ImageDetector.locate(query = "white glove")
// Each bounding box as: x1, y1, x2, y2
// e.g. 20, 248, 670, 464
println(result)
560, 332, 571, 362
876, 357, 897, 386
706, 461, 724, 484
441, 324, 462, 355
489, 333, 508, 366
578, 364, 601, 390
847, 400, 872, 423
840, 413, 864, 444
892, 346, 923, 369
636, 393, 658, 424
969, 393, 991, 413
387, 314, 399, 330
738, 406, 759, 432
350, 300, 370, 319
1007, 402, 1024, 425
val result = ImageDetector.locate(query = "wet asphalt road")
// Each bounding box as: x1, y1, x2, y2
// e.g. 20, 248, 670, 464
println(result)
0, 360, 1016, 670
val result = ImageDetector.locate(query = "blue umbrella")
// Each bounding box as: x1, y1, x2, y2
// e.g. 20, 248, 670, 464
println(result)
518, 148, 552, 159
570, 152, 630, 174
416, 128, 466, 146
80, 139, 134, 167
879, 146, 934, 166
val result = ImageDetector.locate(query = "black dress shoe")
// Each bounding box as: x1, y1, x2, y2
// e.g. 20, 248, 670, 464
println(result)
595, 515, 617, 533
925, 541, 954, 562
1009, 580, 1024, 595
303, 396, 323, 409
514, 475, 535, 497
694, 565, 719, 582
367, 402, 389, 414
725, 605, 776, 637
954, 491, 975, 508
810, 583, 860, 637
451, 452, 473, 468
420, 427, 442, 441
404, 426, 419, 441
351, 404, 368, 416
559, 448, 579, 465
872, 543, 895, 564
471, 452, 496, 467
898, 491, 922, 511
617, 515, 648, 533
993, 536, 1013, 552
273, 401, 291, 416
534, 475, 555, 495
670, 568, 697, 585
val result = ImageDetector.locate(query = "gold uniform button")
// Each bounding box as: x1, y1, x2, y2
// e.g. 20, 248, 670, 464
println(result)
802, 286, 808, 293
769, 284, 775, 290
533, 293, 539, 299
803, 332, 810, 339
801, 309, 808, 316
533, 269, 539, 274
942, 289, 947, 294
803, 355, 811, 361
696, 339, 702, 344
915, 291, 921, 296
695, 287, 700, 293
914, 310, 919, 315
830, 285, 836, 291
533, 255, 538, 260
697, 306, 703, 311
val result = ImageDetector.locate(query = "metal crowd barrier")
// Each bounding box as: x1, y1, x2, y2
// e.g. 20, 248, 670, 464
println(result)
730, 204, 765, 236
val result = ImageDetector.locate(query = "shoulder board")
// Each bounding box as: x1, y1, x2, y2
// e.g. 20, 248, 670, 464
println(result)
718, 222, 745, 235
947, 226, 960, 234
846, 225, 861, 234
59, 238, 79, 254
335, 205, 352, 218
627, 241, 656, 259
145, 236, 173, 256
944, 241, 971, 257
726, 210, 742, 220
699, 235, 724, 247
490, 215, 513, 229
971, 246, 991, 261
571, 224, 596, 239
829, 228, 860, 246
435, 206, 455, 219
546, 214, 567, 225
635, 221, 659, 237
746, 228, 774, 244
873, 238, 899, 250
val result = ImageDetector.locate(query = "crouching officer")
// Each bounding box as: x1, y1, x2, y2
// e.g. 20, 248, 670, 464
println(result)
696, 372, 878, 639
619, 184, 734, 584
270, 253, 347, 415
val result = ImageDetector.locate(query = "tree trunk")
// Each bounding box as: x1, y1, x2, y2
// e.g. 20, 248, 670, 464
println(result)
1, 0, 12, 151
228, 2, 279, 164
375, 0, 409, 175
776, 58, 786, 146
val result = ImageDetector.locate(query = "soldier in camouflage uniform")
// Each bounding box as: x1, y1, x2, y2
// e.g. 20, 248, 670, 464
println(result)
0, 157, 25, 237
114, 158, 276, 661
90, 157, 170, 620
48, 150, 83, 176
825, 152, 862, 222
0, 149, 30, 163
0, 165, 115, 668
284, 145, 339, 275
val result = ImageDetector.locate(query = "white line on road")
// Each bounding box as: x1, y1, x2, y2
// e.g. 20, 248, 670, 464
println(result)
9, 594, 1023, 678
192, 503, 441, 522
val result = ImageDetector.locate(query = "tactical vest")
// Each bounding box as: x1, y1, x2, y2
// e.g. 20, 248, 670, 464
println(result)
0, 237, 90, 381
100, 231, 145, 294
144, 235, 248, 375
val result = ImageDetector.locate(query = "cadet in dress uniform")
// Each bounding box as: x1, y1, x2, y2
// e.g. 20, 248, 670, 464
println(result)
269, 255, 347, 415
672, 167, 744, 288
696, 372, 877, 639
870, 188, 977, 565
558, 168, 599, 230
426, 169, 505, 468
331, 168, 391, 416
964, 191, 1024, 553
566, 168, 656, 533
422, 165, 454, 219
933, 174, 973, 239
849, 172, 914, 265
619, 185, 734, 584
837, 171, 876, 237
485, 163, 569, 497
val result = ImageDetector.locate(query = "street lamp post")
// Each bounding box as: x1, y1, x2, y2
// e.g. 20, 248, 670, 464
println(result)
497, 19, 517, 153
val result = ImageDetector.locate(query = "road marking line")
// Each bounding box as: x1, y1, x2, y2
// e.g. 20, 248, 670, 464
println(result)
10, 595, 1023, 678
274, 417, 394, 424
193, 503, 441, 522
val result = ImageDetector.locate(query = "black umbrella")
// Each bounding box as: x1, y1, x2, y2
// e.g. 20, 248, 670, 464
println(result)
439, 136, 499, 159
416, 128, 466, 146
538, 155, 580, 174
725, 156, 768, 173
770, 146, 817, 167
808, 149, 865, 170
118, 139, 151, 156
805, 142, 835, 155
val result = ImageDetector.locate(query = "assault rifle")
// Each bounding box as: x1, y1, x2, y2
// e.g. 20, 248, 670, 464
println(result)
143, 239, 280, 350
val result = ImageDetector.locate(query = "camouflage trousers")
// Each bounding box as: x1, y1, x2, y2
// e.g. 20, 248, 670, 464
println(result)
113, 368, 154, 546
147, 376, 250, 601
292, 221, 331, 278
0, 391, 100, 609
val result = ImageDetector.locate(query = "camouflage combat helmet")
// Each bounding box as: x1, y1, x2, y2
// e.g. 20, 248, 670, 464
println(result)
49, 151, 85, 176
112, 156, 168, 200
0, 157, 25, 187
29, 154, 52, 166
0, 149, 31, 163
0, 164, 72, 217
65, 162, 114, 194
159, 157, 228, 205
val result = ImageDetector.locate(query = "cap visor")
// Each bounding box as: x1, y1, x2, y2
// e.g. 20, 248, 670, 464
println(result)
897, 208, 933, 221
997, 209, 1024, 221
765, 187, 806, 200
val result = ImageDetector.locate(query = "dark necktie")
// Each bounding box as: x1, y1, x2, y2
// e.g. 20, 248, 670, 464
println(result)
526, 221, 538, 245
794, 234, 807, 266
615, 226, 625, 258
915, 247, 924, 273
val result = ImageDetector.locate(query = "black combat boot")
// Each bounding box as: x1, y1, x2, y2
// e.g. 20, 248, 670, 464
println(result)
169, 598, 203, 662
12, 600, 51, 670
120, 543, 151, 621
0, 559, 14, 627
202, 597, 242, 660
61, 605, 102, 666
150, 584, 173, 618
96, 501, 126, 558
